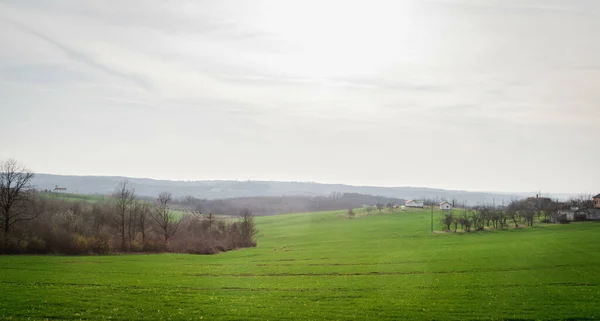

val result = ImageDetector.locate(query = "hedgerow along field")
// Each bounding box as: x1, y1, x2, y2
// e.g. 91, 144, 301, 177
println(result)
1, 208, 599, 320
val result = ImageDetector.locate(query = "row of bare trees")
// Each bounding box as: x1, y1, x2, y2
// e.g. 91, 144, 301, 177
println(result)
439, 198, 563, 232
109, 180, 184, 252
0, 159, 258, 254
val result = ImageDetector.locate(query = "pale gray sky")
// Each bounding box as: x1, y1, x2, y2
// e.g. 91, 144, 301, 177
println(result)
0, 0, 599, 193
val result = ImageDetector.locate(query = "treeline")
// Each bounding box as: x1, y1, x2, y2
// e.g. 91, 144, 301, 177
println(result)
172, 192, 404, 216
440, 198, 565, 232
1, 160, 257, 255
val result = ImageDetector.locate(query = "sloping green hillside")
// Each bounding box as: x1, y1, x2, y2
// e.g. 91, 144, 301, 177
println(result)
1, 209, 599, 320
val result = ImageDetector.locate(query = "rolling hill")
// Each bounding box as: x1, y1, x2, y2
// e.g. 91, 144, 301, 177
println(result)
32, 173, 533, 204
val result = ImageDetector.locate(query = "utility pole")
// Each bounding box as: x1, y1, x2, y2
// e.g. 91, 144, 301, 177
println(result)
431, 202, 434, 233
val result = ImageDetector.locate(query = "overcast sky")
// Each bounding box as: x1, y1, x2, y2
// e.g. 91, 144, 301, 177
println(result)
1, 0, 599, 194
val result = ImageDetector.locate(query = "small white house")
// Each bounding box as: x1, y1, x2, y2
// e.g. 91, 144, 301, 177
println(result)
405, 200, 424, 208
440, 201, 452, 211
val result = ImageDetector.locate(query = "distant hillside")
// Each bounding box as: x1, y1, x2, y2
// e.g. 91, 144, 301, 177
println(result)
170, 193, 405, 216
31, 173, 536, 205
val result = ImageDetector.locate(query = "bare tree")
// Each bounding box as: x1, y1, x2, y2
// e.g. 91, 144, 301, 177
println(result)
127, 201, 139, 248
348, 208, 355, 219
506, 201, 521, 228
376, 203, 384, 213
457, 215, 471, 232
543, 201, 560, 221
112, 180, 135, 251
137, 202, 151, 247
441, 213, 454, 231
365, 206, 374, 216
568, 194, 593, 210
152, 192, 180, 245
91, 201, 111, 236
0, 159, 36, 251
386, 202, 394, 212
207, 212, 213, 231
522, 207, 535, 226
498, 209, 508, 229
238, 207, 258, 247
518, 201, 536, 226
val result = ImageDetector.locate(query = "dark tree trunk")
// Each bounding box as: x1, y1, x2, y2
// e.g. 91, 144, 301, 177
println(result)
121, 214, 126, 252
3, 213, 9, 252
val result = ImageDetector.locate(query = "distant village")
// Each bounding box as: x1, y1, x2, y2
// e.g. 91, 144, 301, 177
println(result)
402, 194, 600, 223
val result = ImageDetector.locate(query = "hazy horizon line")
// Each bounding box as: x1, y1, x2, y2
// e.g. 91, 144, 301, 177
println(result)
34, 172, 585, 196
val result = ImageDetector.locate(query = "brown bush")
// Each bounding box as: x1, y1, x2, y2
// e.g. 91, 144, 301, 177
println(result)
1, 190, 258, 255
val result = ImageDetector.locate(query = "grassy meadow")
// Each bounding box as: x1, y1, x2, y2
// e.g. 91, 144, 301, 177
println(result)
1, 208, 599, 320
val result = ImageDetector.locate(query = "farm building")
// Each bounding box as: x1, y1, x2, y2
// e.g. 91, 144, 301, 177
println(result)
578, 194, 600, 220
405, 200, 424, 208
53, 185, 67, 193
587, 209, 600, 220
554, 206, 600, 222
439, 201, 452, 211
555, 208, 580, 222
524, 196, 553, 210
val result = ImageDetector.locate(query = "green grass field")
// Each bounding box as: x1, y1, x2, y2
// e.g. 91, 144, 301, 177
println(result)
1, 208, 599, 320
